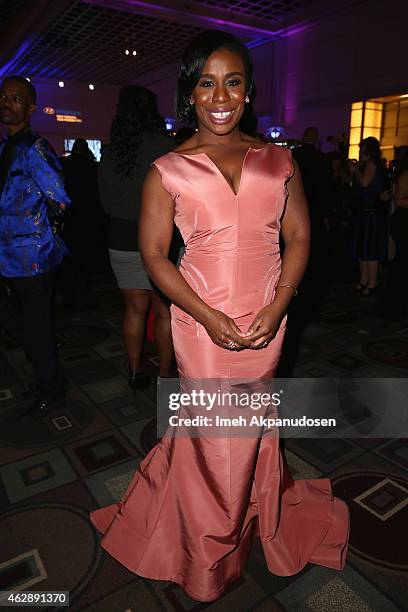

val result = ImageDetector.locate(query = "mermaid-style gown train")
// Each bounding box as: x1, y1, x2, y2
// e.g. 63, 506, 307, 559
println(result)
90, 145, 350, 602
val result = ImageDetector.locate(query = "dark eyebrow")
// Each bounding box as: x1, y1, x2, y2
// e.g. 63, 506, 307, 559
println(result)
199, 71, 244, 78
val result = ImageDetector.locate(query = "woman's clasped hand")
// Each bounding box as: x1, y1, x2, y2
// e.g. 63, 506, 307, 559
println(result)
201, 303, 285, 350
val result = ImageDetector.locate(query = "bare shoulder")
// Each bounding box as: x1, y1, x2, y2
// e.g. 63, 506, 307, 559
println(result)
144, 164, 162, 187
141, 165, 174, 212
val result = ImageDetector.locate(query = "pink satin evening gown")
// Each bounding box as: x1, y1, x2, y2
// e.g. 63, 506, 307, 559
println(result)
90, 144, 350, 602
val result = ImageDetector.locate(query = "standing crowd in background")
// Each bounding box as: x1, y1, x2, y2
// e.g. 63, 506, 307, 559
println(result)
1, 74, 408, 412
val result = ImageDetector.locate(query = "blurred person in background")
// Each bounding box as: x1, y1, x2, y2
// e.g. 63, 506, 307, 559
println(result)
0, 76, 70, 416
292, 126, 332, 298
98, 86, 175, 392
61, 138, 106, 309
349, 137, 387, 297
277, 126, 332, 376
326, 151, 354, 281
380, 151, 408, 317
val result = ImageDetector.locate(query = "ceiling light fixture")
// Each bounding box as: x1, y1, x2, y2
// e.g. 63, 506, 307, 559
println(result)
58, 80, 64, 88
165, 117, 174, 131
89, 83, 95, 91
132, 50, 137, 56
125, 49, 129, 55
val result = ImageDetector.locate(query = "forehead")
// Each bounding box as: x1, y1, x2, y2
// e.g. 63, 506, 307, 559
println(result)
201, 48, 245, 74
1, 79, 30, 97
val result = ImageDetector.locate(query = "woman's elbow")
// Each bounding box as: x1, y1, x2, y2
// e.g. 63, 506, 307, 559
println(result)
285, 221, 311, 245
139, 245, 153, 270
283, 232, 310, 253
140, 245, 167, 271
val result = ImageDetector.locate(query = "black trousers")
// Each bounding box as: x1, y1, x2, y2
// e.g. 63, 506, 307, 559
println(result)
1, 270, 65, 402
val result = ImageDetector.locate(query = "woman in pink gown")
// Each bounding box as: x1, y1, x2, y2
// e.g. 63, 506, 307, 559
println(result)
90, 30, 349, 602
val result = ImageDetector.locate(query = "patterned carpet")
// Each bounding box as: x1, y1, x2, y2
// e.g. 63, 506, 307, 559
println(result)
0, 273, 407, 611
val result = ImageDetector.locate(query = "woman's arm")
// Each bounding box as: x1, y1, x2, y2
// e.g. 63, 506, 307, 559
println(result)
395, 170, 408, 208
139, 165, 210, 323
350, 158, 376, 187
246, 158, 310, 347
273, 158, 311, 313
139, 166, 251, 348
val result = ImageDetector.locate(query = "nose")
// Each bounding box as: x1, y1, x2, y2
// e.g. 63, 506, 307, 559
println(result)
212, 84, 230, 104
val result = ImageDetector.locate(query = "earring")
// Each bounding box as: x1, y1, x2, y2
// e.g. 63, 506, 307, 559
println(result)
245, 94, 250, 103
189, 97, 195, 106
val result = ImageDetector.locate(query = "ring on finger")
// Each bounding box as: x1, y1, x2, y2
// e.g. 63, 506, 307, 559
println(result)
227, 340, 236, 349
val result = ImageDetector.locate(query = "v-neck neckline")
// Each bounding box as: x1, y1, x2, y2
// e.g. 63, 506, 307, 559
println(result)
174, 146, 261, 197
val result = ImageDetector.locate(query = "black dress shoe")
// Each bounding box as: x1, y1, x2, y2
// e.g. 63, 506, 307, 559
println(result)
128, 371, 151, 394
359, 285, 378, 297
353, 283, 367, 295
20, 396, 66, 419
153, 374, 176, 388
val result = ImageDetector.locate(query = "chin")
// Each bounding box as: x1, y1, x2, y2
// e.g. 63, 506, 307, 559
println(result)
206, 121, 241, 136
0, 116, 14, 125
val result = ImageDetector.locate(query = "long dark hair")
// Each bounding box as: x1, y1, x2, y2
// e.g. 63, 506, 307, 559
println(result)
360, 136, 382, 168
176, 30, 255, 125
110, 85, 161, 178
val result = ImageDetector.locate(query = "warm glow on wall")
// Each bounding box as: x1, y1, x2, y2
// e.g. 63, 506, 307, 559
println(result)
350, 108, 363, 128
349, 128, 361, 145
362, 127, 381, 140
348, 100, 383, 159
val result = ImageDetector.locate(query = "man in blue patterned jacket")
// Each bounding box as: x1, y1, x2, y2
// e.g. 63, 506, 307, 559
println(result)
0, 76, 71, 417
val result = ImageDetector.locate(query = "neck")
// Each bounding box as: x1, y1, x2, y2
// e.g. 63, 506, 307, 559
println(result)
8, 121, 29, 137
196, 125, 244, 148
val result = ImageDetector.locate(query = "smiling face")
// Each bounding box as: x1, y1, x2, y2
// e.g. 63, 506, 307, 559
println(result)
0, 79, 36, 134
192, 47, 247, 139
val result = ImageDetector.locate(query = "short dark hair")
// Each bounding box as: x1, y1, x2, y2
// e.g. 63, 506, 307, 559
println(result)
176, 30, 255, 123
3, 75, 36, 103
72, 138, 90, 154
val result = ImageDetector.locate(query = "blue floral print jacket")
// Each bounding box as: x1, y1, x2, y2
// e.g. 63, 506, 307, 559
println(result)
0, 128, 71, 277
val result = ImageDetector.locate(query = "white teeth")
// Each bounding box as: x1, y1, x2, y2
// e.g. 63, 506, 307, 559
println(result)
210, 111, 233, 119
